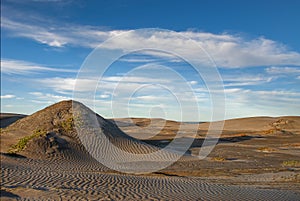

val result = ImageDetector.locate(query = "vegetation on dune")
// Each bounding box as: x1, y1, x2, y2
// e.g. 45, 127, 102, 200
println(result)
0, 128, 12, 135
211, 156, 226, 162
282, 160, 300, 167
257, 147, 275, 152
60, 117, 74, 132
7, 115, 78, 154
8, 129, 47, 154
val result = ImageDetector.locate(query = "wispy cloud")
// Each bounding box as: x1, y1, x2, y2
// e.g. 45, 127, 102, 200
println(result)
1, 59, 77, 74
0, 94, 16, 99
223, 75, 273, 87
224, 88, 300, 118
2, 16, 300, 67
37, 77, 98, 93
35, 74, 300, 119
29, 91, 70, 103
1, 17, 123, 48
266, 66, 300, 74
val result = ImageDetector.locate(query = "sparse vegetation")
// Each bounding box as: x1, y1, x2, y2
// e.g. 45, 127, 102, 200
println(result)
8, 129, 47, 154
257, 147, 275, 152
60, 117, 74, 132
0, 128, 11, 135
282, 160, 300, 167
74, 115, 84, 128
211, 156, 226, 162
263, 129, 276, 134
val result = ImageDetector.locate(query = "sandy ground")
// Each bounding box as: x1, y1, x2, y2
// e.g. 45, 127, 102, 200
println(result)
1, 101, 300, 200
1, 154, 299, 201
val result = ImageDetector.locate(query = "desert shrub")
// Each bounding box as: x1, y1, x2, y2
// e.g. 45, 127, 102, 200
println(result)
9, 129, 46, 153
211, 156, 226, 162
257, 147, 275, 152
282, 160, 300, 167
60, 117, 74, 132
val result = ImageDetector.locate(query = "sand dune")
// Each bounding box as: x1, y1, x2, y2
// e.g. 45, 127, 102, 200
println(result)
1, 101, 182, 173
1, 101, 163, 157
1, 100, 300, 200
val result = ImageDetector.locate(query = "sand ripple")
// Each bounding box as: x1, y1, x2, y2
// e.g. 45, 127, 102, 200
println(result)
1, 156, 299, 201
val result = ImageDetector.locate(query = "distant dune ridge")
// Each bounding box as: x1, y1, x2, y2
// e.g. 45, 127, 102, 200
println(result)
199, 116, 300, 132
0, 113, 27, 128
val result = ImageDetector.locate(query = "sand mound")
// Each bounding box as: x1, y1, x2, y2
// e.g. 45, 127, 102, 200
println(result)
0, 101, 179, 170
1, 101, 77, 157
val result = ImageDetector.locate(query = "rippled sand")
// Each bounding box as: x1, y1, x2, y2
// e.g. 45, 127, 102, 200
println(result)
1, 155, 299, 201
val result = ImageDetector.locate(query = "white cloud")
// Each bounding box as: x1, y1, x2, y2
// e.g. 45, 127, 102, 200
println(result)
29, 91, 70, 103
1, 17, 123, 48
266, 66, 300, 74
223, 88, 300, 119
37, 77, 99, 93
224, 88, 243, 94
2, 17, 300, 67
35, 74, 204, 119
1, 18, 68, 47
1, 59, 77, 74
99, 94, 110, 99
2, 12, 300, 120
223, 75, 273, 87
190, 81, 198, 85
0, 94, 16, 99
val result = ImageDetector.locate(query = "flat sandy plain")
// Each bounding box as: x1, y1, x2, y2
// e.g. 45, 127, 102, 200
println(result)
1, 101, 300, 200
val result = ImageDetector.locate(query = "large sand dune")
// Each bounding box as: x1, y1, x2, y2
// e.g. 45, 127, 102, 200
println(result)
1, 101, 168, 158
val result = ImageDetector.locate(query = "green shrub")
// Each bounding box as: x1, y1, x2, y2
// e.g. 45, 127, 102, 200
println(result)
9, 129, 46, 153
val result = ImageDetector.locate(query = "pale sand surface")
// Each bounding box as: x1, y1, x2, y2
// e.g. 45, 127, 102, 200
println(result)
1, 101, 300, 200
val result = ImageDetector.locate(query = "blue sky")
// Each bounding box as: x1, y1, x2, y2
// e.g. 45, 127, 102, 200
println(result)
1, 0, 300, 121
